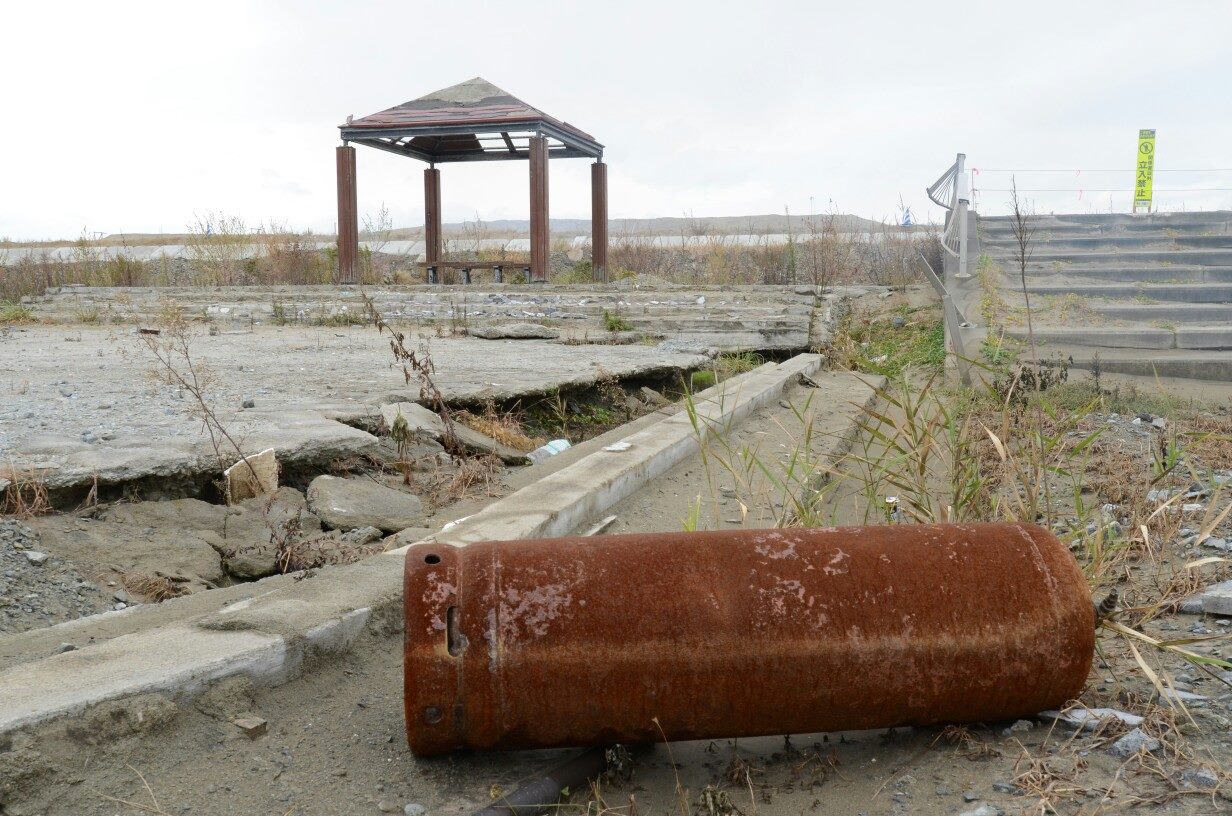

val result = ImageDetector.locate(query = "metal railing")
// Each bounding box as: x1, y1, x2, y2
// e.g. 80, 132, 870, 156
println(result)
926, 153, 970, 279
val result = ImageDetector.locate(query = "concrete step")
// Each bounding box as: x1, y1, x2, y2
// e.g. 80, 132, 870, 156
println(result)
1032, 346, 1232, 382
1006, 325, 1232, 351
979, 211, 1232, 231
1023, 283, 1232, 303
1016, 266, 1232, 284
981, 234, 1232, 251
987, 248, 1232, 266
1089, 303, 1232, 322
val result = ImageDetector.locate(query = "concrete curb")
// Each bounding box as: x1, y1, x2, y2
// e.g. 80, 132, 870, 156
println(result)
0, 354, 822, 736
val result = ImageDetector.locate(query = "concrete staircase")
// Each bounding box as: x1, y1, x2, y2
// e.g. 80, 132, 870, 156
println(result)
975, 211, 1232, 380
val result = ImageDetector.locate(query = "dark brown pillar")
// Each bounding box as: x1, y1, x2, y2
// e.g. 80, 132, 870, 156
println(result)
529, 136, 549, 282
424, 167, 441, 265
591, 160, 608, 283
335, 145, 358, 284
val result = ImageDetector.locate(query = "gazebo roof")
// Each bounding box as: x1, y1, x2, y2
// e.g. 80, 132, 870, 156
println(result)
340, 77, 603, 164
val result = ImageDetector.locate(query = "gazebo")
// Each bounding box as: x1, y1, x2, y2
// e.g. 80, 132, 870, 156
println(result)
335, 77, 607, 284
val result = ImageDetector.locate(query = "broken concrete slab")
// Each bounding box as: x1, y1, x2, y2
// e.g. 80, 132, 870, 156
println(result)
379, 402, 527, 464
1186, 580, 1232, 616
223, 447, 278, 504
380, 402, 444, 436
28, 515, 225, 592
469, 322, 560, 340
2, 326, 711, 503
101, 490, 321, 580
306, 475, 426, 533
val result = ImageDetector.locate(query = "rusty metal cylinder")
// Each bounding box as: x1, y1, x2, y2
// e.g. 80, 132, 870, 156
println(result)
403, 523, 1094, 755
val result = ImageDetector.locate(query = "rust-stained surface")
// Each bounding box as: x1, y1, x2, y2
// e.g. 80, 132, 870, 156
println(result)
403, 524, 1094, 756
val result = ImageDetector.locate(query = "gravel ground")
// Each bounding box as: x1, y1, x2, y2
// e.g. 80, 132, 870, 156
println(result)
0, 518, 114, 634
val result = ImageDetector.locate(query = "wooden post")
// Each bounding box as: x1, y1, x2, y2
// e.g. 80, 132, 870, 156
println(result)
335, 145, 358, 284
591, 160, 608, 283
424, 167, 442, 267
529, 136, 549, 282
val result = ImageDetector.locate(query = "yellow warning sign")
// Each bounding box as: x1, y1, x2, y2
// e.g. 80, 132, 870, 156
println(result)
1134, 129, 1156, 212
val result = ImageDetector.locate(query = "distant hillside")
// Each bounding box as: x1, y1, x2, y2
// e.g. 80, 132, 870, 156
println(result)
3, 213, 895, 248
385, 213, 889, 240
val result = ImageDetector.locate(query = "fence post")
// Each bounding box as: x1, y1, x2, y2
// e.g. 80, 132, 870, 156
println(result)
954, 153, 970, 280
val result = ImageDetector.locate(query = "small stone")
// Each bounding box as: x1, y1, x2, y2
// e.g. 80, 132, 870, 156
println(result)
935, 784, 953, 796
81, 431, 97, 444
242, 397, 256, 409
1002, 719, 1033, 735
1152, 417, 1167, 430
992, 781, 1023, 795
891, 315, 907, 328
1181, 768, 1220, 788
403, 805, 426, 816
56, 643, 76, 653
342, 526, 384, 546
959, 806, 1003, 816
1108, 727, 1160, 758
113, 602, 127, 611
232, 716, 268, 738
1137, 412, 1154, 422
1131, 417, 1143, 426
23, 551, 49, 566
377, 800, 400, 814
962, 791, 980, 802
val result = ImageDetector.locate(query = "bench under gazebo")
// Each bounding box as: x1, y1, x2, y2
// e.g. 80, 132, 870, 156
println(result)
335, 77, 607, 284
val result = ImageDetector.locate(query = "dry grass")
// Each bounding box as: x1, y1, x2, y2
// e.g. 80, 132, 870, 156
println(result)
456, 408, 545, 453
120, 572, 191, 603
276, 533, 384, 574
0, 467, 52, 517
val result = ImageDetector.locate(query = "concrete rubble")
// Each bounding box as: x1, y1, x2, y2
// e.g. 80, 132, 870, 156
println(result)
306, 475, 426, 533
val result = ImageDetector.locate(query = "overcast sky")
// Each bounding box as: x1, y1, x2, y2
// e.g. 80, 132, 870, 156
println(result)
3, 1, 1231, 240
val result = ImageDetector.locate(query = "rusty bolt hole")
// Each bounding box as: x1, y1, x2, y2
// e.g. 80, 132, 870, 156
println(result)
424, 553, 441, 565
423, 706, 443, 725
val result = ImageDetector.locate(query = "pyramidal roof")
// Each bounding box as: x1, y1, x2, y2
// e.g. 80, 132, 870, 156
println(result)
342, 77, 595, 142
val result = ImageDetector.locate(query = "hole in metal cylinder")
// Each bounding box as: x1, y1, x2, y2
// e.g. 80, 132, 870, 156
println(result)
424, 553, 441, 565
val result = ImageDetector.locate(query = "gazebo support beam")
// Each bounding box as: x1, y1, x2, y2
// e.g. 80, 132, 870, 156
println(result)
336, 145, 358, 285
591, 161, 608, 283
424, 167, 442, 266
529, 136, 549, 282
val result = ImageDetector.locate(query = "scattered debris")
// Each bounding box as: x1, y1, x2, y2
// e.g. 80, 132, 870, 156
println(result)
231, 716, 268, 739
1108, 727, 1160, 758
527, 438, 571, 464
223, 447, 278, 505
469, 322, 560, 340
1039, 707, 1144, 731
639, 386, 671, 407
582, 515, 618, 537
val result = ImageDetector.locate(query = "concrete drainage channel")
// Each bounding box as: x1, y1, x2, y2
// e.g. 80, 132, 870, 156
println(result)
0, 354, 831, 736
